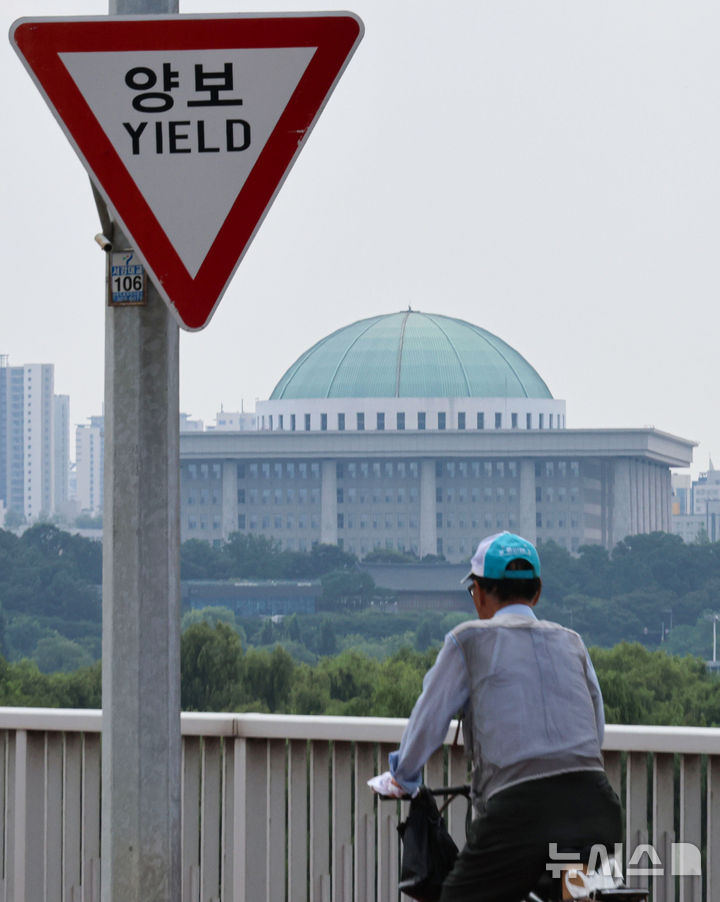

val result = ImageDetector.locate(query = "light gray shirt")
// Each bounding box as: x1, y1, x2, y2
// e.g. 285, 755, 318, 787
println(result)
389, 605, 605, 804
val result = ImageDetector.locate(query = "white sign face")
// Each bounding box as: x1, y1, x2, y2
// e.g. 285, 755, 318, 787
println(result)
61, 48, 315, 279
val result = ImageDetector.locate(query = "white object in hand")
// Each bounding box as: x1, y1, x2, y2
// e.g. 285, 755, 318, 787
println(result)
367, 771, 408, 797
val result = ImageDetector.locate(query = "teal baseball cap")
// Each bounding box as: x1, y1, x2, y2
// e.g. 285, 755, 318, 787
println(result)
462, 531, 541, 581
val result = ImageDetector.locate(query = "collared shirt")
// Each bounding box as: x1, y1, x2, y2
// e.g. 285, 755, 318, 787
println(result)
389, 605, 605, 799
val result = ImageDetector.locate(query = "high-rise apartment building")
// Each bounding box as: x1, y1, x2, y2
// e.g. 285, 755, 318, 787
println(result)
75, 415, 104, 516
53, 394, 70, 513
0, 357, 62, 521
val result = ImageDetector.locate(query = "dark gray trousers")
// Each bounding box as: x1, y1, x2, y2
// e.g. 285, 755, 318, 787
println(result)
439, 770, 622, 902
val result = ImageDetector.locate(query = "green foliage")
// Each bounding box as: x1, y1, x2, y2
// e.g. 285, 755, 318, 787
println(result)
590, 643, 720, 726
181, 621, 243, 711
243, 646, 295, 712
180, 538, 228, 580
34, 634, 94, 674
0, 657, 100, 707
317, 619, 338, 656
181, 605, 238, 632
180, 534, 362, 583
0, 525, 102, 665
320, 568, 375, 609
536, 533, 720, 656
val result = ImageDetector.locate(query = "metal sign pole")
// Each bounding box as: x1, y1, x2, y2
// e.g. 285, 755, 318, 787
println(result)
101, 1, 180, 900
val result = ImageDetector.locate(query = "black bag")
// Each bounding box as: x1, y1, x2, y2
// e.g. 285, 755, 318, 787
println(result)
397, 786, 460, 901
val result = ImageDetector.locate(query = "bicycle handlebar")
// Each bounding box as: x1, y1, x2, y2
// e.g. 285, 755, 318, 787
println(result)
377, 784, 471, 801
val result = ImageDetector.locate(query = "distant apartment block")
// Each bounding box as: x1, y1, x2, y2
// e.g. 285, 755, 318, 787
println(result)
75, 415, 104, 516
54, 395, 70, 513
671, 466, 720, 542
207, 409, 258, 431
0, 357, 68, 522
180, 413, 204, 433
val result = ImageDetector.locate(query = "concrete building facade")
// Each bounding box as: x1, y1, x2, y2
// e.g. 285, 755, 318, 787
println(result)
53, 394, 70, 514
0, 357, 62, 521
75, 415, 104, 516
179, 312, 694, 560
671, 467, 720, 543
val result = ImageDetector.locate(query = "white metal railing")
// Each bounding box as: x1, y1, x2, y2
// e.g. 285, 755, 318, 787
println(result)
1, 708, 718, 901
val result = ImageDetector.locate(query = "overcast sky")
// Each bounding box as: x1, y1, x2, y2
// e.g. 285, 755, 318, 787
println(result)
2, 1, 718, 475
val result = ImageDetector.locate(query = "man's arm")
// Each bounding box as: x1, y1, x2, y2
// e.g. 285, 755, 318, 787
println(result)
388, 634, 469, 793
583, 647, 605, 745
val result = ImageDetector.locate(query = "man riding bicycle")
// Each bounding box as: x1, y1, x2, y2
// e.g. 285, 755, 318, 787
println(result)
372, 531, 622, 902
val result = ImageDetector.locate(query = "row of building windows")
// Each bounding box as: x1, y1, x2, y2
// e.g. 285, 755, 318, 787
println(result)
438, 486, 519, 503
338, 486, 419, 504
536, 513, 581, 529
230, 485, 584, 507
337, 513, 420, 530
238, 514, 320, 531
182, 458, 584, 485
188, 518, 221, 531
238, 487, 320, 505
186, 462, 222, 480
237, 461, 320, 480
262, 411, 565, 432
337, 461, 419, 479
436, 460, 519, 479
535, 460, 581, 479
536, 486, 581, 504
187, 492, 220, 506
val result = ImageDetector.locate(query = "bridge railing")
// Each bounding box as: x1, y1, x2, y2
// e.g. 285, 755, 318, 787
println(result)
0, 707, 717, 901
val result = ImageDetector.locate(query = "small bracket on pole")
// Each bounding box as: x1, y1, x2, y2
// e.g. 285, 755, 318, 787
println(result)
90, 177, 114, 240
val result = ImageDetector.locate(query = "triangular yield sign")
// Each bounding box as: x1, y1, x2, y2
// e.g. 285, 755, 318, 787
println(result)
10, 14, 363, 330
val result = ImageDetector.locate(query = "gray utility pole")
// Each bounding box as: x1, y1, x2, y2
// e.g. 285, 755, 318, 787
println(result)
101, 1, 181, 900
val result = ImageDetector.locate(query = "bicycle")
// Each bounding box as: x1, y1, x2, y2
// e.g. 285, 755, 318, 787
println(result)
380, 785, 649, 902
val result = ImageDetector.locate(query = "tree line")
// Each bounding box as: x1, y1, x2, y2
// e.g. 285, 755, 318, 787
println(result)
3, 524, 720, 671
1, 627, 717, 729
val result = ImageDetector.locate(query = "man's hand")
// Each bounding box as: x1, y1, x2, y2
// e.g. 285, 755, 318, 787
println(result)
367, 771, 410, 797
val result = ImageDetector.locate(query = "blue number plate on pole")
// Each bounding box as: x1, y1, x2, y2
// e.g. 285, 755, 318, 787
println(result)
108, 250, 147, 306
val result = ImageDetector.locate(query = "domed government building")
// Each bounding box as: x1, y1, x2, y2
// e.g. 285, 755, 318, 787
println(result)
179, 311, 694, 561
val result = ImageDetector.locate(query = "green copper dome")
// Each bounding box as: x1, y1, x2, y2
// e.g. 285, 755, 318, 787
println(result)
270, 311, 553, 400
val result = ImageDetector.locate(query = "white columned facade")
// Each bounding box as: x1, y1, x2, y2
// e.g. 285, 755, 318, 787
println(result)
611, 459, 632, 546
321, 460, 338, 546
419, 460, 437, 557
221, 460, 238, 540
519, 459, 536, 543
661, 467, 671, 531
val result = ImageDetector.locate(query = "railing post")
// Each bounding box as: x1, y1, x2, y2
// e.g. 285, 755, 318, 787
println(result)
46, 733, 63, 902
288, 739, 310, 902
13, 730, 45, 901
679, 754, 702, 902
707, 756, 720, 902
376, 742, 399, 902
625, 751, 649, 889
311, 742, 331, 900
332, 741, 353, 902
201, 738, 222, 901
82, 733, 102, 902
354, 742, 376, 902
268, 739, 287, 901
653, 752, 676, 902
234, 737, 268, 901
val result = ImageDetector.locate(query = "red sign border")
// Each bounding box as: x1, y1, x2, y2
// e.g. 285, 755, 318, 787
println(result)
10, 14, 363, 330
